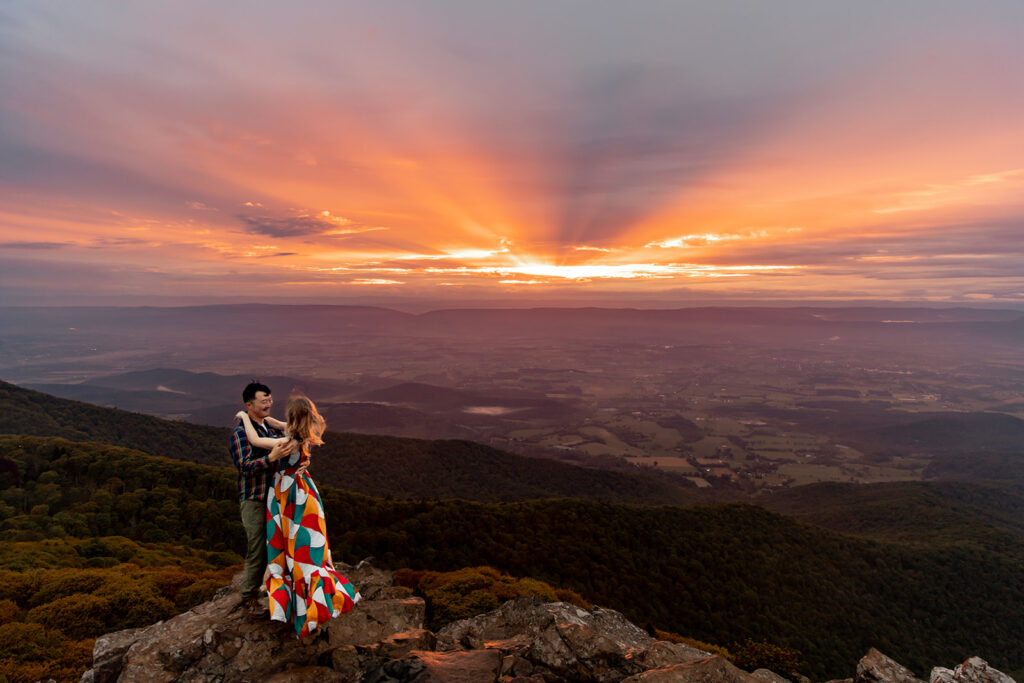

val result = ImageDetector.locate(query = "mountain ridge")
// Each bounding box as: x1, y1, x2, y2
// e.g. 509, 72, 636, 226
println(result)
0, 379, 702, 505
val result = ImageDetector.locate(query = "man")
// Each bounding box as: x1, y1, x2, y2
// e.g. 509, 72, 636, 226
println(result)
229, 381, 299, 616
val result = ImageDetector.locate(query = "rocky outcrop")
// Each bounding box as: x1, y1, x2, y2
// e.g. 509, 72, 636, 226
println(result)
931, 658, 1017, 683
855, 649, 926, 683
621, 656, 764, 683
752, 669, 795, 683
853, 651, 1020, 683
81, 626, 147, 683
80, 561, 423, 683
80, 566, 1020, 683
434, 597, 711, 682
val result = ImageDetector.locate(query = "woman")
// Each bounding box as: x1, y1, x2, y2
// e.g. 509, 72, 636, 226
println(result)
236, 396, 360, 637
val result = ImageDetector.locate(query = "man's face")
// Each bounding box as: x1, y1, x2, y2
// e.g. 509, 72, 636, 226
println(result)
247, 391, 273, 421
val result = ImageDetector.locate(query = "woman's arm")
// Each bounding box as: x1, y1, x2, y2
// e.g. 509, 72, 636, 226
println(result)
235, 411, 288, 449
265, 416, 287, 431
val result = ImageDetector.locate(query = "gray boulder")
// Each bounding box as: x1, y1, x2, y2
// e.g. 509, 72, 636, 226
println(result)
367, 649, 503, 682
930, 658, 1016, 683
752, 669, 792, 683
437, 597, 655, 652
78, 626, 146, 683
855, 648, 926, 683
621, 655, 763, 683
435, 597, 712, 682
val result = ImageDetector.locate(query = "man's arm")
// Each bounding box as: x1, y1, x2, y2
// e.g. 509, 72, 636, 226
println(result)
229, 428, 293, 473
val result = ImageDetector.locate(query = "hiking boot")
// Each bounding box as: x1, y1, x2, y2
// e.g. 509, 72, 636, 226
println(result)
244, 596, 269, 619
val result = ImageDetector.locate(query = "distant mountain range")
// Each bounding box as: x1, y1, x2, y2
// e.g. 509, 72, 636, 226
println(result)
21, 368, 587, 444
35, 367, 363, 401
3, 303, 1022, 341
17, 364, 1024, 489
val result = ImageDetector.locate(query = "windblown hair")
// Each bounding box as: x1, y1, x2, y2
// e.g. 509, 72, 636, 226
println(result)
286, 396, 326, 448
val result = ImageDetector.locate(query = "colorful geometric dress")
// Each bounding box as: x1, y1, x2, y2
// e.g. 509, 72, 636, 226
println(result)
264, 446, 360, 637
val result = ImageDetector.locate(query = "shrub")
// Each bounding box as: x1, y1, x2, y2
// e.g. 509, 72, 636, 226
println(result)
28, 569, 108, 607
429, 586, 501, 627
93, 536, 139, 563
39, 638, 98, 682
514, 577, 559, 602
94, 584, 175, 632
83, 556, 119, 568
0, 660, 50, 683
174, 579, 224, 611
26, 593, 109, 640
655, 629, 732, 659
399, 566, 590, 631
75, 538, 116, 559
393, 568, 426, 590
0, 635, 94, 683
0, 571, 41, 607
729, 638, 805, 675
0, 622, 62, 661
0, 600, 19, 625
147, 569, 199, 602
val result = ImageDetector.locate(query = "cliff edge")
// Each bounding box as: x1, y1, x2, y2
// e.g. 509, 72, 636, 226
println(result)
79, 561, 1017, 683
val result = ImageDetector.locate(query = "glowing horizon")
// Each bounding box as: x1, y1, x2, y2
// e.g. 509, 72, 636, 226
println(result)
2, 2, 1023, 306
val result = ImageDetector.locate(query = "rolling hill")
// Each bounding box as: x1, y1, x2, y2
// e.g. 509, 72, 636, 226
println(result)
0, 380, 702, 505
759, 480, 1024, 546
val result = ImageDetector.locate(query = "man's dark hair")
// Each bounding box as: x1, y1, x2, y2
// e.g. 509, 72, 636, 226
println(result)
242, 381, 272, 404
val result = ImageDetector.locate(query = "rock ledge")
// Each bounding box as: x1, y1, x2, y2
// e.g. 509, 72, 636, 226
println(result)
80, 564, 1018, 683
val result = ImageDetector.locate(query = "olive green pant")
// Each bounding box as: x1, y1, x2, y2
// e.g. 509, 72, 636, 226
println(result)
239, 499, 267, 600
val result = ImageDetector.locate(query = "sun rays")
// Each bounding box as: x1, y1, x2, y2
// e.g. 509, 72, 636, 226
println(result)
2, 2, 1023, 304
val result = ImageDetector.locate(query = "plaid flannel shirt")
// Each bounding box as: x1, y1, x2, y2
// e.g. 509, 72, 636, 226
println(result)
229, 418, 284, 502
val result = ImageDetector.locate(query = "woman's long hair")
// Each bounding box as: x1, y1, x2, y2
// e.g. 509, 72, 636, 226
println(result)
286, 396, 326, 448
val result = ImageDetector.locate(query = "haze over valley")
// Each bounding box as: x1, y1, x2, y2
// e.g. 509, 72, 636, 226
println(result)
5, 304, 1024, 494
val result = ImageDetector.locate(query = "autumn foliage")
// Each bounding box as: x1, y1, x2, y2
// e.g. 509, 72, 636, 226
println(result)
0, 541, 233, 682
395, 565, 589, 630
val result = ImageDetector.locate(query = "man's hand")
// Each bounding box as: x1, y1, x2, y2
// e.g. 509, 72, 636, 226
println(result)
267, 439, 297, 462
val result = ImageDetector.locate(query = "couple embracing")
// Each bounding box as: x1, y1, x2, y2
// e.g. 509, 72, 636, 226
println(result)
229, 381, 360, 638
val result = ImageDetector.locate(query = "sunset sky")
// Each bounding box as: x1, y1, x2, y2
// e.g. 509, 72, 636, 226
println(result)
2, 1, 1023, 307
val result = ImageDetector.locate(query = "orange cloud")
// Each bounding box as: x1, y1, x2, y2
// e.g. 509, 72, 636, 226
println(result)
3, 4, 1024, 305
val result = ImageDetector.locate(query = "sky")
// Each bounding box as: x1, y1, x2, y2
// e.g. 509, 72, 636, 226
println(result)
1, 1, 1023, 307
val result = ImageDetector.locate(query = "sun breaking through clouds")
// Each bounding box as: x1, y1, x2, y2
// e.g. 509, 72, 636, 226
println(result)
1, 1, 1023, 305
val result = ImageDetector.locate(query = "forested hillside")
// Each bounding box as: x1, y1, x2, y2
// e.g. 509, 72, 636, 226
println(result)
0, 380, 700, 505
759, 480, 1024, 546
3, 433, 1023, 679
